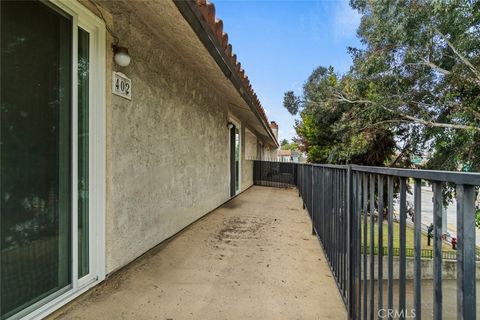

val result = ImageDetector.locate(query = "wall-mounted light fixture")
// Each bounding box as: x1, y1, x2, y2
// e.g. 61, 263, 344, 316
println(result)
88, 1, 130, 68
112, 45, 131, 67
227, 122, 234, 129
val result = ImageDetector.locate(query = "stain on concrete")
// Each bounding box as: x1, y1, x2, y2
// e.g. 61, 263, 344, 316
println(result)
214, 216, 272, 243
49, 187, 346, 320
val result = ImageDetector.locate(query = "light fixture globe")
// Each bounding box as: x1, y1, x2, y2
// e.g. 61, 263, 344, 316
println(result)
113, 46, 131, 67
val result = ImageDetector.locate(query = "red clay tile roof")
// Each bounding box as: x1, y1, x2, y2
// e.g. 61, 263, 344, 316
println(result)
195, 0, 272, 138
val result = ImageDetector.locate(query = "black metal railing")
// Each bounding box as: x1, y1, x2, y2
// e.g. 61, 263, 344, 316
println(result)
253, 160, 297, 187
253, 160, 479, 320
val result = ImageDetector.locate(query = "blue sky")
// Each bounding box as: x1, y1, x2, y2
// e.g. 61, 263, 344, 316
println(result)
214, 0, 362, 142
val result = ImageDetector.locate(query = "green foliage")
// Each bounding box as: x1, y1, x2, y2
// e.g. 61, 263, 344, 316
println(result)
282, 142, 298, 151
476, 209, 480, 229
350, 0, 480, 170
283, 91, 300, 115
284, 66, 396, 165
284, 1, 480, 169
280, 138, 299, 151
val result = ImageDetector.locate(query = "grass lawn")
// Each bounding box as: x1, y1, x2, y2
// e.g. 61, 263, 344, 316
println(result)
360, 219, 452, 251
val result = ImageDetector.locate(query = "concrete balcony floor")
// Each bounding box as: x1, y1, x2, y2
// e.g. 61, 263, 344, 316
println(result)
50, 186, 346, 320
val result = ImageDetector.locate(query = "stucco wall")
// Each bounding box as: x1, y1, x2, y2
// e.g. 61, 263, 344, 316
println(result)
98, 3, 263, 273
244, 128, 257, 160
241, 128, 257, 190
264, 145, 278, 160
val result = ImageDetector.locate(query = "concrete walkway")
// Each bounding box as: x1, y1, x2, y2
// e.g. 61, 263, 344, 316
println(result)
50, 186, 346, 320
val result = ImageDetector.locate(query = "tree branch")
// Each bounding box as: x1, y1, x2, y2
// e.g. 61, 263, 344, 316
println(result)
411, 59, 451, 75
411, 100, 480, 122
378, 105, 480, 131
360, 120, 411, 131
388, 138, 411, 167
331, 93, 374, 105
332, 92, 480, 131
434, 28, 480, 85
302, 91, 480, 131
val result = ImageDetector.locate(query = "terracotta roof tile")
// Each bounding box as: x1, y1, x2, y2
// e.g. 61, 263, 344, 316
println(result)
225, 44, 232, 56
214, 19, 223, 38
221, 32, 228, 49
195, 0, 273, 139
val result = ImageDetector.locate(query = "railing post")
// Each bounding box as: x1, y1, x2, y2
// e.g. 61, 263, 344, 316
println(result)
413, 179, 422, 320
346, 165, 355, 320
456, 184, 476, 320
432, 181, 443, 320
312, 165, 315, 235
399, 177, 407, 320
369, 174, 375, 320
377, 175, 384, 319
322, 167, 326, 249
387, 176, 394, 319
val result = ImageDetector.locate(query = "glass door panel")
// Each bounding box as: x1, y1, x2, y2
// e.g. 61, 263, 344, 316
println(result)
78, 27, 90, 279
1, 1, 72, 318
235, 128, 240, 192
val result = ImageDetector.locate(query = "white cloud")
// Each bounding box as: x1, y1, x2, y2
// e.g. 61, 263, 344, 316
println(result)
299, 1, 360, 45
333, 1, 361, 42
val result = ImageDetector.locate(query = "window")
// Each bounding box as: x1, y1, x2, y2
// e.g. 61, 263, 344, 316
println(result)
0, 1, 105, 318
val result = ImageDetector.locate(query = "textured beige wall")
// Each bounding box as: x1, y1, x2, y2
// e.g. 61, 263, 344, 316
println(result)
264, 145, 278, 160
93, 1, 266, 273
244, 128, 257, 160
241, 128, 257, 190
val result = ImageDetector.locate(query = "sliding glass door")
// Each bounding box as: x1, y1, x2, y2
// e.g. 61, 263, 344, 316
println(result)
1, 2, 72, 317
1, 1, 104, 318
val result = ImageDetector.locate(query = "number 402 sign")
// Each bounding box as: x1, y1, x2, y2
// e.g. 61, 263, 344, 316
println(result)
112, 72, 132, 100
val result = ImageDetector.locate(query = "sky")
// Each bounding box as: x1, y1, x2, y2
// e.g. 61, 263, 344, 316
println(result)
214, 0, 362, 142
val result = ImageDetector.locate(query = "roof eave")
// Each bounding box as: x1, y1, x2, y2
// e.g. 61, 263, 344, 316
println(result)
173, 0, 279, 147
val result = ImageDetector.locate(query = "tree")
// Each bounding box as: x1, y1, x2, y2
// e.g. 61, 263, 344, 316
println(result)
280, 140, 299, 151
280, 138, 298, 151
347, 0, 480, 171
284, 66, 396, 165
284, 1, 480, 170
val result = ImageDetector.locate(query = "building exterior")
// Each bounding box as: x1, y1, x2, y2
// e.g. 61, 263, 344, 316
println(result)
277, 149, 305, 163
0, 1, 278, 319
278, 149, 293, 162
